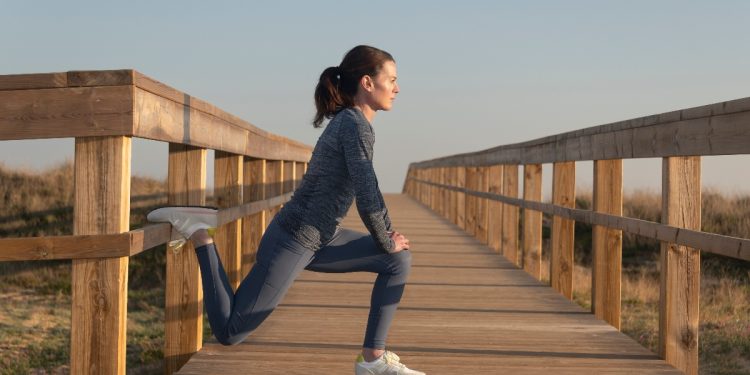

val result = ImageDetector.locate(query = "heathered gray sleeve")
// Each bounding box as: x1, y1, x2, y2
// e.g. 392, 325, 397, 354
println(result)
339, 117, 395, 253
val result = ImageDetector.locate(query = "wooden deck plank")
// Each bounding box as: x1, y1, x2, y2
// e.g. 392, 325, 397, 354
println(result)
176, 194, 680, 374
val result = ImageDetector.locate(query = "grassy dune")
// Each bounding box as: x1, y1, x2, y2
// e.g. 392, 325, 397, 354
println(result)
1, 164, 749, 374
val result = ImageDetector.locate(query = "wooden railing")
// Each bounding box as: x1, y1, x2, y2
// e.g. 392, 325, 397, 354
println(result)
403, 96, 750, 375
0, 70, 313, 374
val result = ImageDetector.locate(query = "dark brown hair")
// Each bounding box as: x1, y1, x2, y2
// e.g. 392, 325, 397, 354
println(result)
313, 45, 395, 127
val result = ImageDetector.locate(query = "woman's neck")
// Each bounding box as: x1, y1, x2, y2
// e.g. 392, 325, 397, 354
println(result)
353, 102, 376, 124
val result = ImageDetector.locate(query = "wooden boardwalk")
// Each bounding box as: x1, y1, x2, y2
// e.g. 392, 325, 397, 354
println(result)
176, 194, 681, 374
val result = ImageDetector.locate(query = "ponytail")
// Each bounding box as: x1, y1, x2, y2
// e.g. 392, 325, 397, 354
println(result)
313, 66, 348, 128
313, 45, 395, 128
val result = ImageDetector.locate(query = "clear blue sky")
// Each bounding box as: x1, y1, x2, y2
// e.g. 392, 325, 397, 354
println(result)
2, 1, 749, 195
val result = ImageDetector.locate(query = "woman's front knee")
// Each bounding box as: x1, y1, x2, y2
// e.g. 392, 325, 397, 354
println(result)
389, 249, 412, 275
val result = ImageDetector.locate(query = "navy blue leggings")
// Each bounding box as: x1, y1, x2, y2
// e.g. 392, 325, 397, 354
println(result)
194, 217, 412, 349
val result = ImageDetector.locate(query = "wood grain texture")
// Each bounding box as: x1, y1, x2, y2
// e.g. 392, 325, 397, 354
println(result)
165, 144, 206, 375
465, 167, 478, 237
71, 136, 131, 375
0, 72, 68, 90
487, 165, 504, 253
475, 167, 490, 244
502, 165, 520, 265
659, 157, 700, 375
175, 194, 682, 375
0, 86, 133, 140
592, 160, 623, 329
242, 158, 266, 279
215, 151, 244, 289
407, 96, 750, 168
551, 162, 575, 299
265, 161, 283, 225
456, 167, 466, 230
523, 164, 543, 280
283, 161, 295, 194
409, 176, 750, 262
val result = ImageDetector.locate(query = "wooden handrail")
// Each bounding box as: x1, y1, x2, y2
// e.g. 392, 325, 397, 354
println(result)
403, 95, 750, 375
0, 70, 313, 374
409, 95, 750, 168
408, 177, 750, 261
0, 69, 311, 161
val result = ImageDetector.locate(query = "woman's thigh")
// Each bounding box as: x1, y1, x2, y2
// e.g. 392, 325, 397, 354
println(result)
306, 227, 403, 274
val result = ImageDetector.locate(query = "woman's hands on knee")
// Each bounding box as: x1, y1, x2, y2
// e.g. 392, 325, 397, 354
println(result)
388, 231, 410, 252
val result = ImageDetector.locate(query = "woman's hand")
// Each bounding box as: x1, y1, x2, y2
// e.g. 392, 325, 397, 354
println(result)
388, 231, 410, 252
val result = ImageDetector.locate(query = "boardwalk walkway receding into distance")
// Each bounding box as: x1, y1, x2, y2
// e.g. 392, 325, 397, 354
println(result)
176, 194, 680, 374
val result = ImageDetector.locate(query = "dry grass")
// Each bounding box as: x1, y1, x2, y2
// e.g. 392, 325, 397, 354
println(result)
536, 189, 750, 374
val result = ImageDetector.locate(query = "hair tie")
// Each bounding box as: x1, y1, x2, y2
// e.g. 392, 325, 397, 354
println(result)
334, 66, 342, 80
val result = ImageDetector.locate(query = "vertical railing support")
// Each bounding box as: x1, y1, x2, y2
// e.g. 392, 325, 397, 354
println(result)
551, 161, 575, 298
522, 164, 543, 280
501, 165, 519, 265
265, 160, 283, 224
242, 158, 266, 280
165, 144, 206, 374
487, 165, 504, 253
457, 167, 466, 230
449, 167, 458, 225
71, 136, 131, 375
215, 151, 244, 289
592, 159, 623, 328
283, 161, 295, 195
476, 166, 490, 244
465, 167, 477, 236
659, 156, 701, 375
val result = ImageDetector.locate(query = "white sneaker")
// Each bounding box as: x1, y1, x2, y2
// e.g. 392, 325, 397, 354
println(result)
146, 206, 217, 239
355, 351, 426, 375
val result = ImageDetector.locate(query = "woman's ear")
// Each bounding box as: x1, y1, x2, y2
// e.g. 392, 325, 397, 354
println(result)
360, 75, 374, 92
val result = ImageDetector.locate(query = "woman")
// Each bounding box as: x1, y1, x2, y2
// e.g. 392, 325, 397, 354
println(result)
148, 45, 425, 375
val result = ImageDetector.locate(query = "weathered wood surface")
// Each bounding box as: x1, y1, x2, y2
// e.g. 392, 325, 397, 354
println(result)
408, 96, 750, 168
659, 157, 701, 375
71, 136, 131, 375
165, 144, 206, 374
176, 194, 680, 374
0, 70, 312, 162
410, 177, 750, 262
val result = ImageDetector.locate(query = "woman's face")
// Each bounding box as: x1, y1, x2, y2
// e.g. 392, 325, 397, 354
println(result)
364, 60, 399, 111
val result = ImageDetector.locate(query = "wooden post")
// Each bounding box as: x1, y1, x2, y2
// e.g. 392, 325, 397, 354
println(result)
439, 167, 447, 218
551, 161, 575, 299
283, 161, 295, 194
165, 144, 206, 375
456, 167, 466, 230
241, 158, 266, 279
592, 159, 623, 329
502, 165, 520, 265
465, 167, 477, 236
215, 151, 243, 289
265, 160, 283, 225
295, 161, 305, 190
449, 167, 458, 225
71, 136, 131, 375
476, 166, 490, 244
522, 164, 543, 280
487, 165, 504, 253
659, 156, 701, 375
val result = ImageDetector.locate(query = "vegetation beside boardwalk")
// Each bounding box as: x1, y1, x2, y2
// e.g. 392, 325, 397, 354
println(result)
1, 163, 748, 374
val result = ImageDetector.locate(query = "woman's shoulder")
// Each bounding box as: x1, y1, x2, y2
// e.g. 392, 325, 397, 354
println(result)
331, 107, 370, 131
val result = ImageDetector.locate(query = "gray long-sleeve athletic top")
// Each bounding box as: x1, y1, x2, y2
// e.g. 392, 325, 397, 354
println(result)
276, 107, 395, 253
